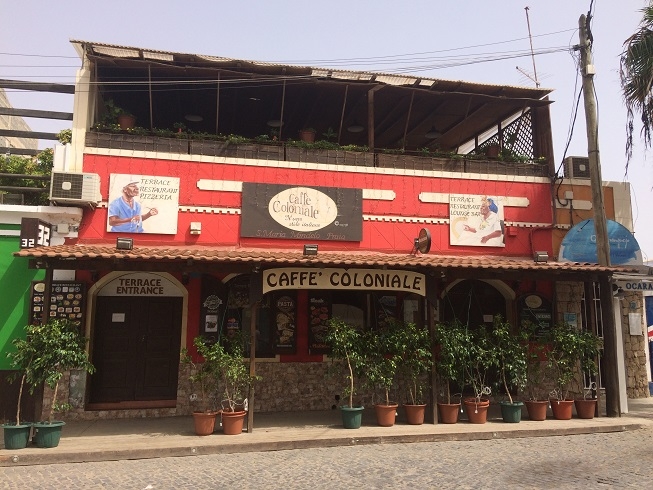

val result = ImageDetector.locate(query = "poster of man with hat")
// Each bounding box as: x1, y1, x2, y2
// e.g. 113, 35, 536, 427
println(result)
107, 174, 180, 234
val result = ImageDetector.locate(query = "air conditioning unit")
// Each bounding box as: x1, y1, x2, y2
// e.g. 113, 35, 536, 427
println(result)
50, 172, 101, 205
563, 156, 591, 179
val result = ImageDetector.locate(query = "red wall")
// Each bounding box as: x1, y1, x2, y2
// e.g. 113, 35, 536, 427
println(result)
81, 154, 553, 257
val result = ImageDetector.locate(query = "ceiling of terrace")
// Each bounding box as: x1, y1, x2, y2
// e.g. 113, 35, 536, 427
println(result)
73, 40, 552, 152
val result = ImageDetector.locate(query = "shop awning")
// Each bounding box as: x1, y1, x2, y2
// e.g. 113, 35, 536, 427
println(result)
14, 244, 638, 282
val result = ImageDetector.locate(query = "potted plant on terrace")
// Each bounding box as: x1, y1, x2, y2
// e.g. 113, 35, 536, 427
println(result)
396, 321, 433, 425
490, 316, 528, 423
434, 320, 470, 424
216, 331, 258, 435
545, 321, 602, 420
22, 319, 94, 448
181, 336, 220, 436
325, 318, 367, 429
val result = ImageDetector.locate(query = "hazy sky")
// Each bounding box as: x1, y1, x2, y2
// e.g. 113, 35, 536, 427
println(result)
2, 0, 651, 261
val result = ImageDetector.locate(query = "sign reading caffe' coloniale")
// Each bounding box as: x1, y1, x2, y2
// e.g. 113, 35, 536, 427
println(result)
240, 183, 363, 241
263, 268, 426, 296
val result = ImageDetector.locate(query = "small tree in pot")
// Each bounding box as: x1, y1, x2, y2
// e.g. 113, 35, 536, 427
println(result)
325, 318, 367, 429
19, 319, 94, 448
545, 321, 602, 420
489, 316, 529, 423
461, 324, 498, 424
395, 321, 433, 425
434, 320, 470, 423
3, 335, 36, 449
181, 336, 220, 435
214, 331, 259, 435
365, 321, 403, 427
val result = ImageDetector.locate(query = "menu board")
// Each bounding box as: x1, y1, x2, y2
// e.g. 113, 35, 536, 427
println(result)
274, 294, 296, 353
31, 281, 86, 327
517, 293, 553, 340
308, 295, 331, 354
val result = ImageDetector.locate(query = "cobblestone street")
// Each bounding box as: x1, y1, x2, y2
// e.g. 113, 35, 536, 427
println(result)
3, 426, 653, 489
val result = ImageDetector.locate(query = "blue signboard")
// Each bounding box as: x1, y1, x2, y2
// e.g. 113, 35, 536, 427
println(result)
559, 219, 643, 265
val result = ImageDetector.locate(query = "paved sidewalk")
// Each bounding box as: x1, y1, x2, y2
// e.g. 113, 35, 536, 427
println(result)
2, 398, 652, 467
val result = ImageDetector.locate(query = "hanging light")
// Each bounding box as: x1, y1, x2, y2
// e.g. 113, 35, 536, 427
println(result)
347, 120, 364, 133
425, 126, 442, 139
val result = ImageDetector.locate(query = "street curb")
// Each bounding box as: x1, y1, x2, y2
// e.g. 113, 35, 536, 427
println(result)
0, 422, 645, 467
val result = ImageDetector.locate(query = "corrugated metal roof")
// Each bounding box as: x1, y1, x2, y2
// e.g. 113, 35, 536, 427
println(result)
70, 40, 552, 97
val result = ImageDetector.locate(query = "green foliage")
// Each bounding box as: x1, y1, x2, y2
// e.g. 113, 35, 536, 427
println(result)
434, 321, 470, 404
489, 316, 529, 404
463, 325, 499, 402
325, 318, 367, 408
620, 3, 653, 169
217, 332, 259, 412
322, 127, 337, 141
545, 322, 603, 401
364, 322, 402, 406
9, 319, 94, 422
56, 129, 72, 145
395, 321, 433, 405
102, 99, 131, 124
181, 337, 220, 412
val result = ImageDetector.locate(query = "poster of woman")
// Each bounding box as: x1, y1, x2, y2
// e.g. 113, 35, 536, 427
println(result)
107, 174, 180, 234
450, 194, 505, 247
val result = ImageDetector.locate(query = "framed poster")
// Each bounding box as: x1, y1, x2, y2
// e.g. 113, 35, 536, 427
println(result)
273, 293, 297, 353
308, 294, 331, 354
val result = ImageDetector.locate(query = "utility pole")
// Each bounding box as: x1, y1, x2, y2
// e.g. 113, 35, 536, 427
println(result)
578, 14, 620, 417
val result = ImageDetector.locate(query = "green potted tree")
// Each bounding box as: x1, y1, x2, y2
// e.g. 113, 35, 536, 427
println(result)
2, 334, 36, 449
102, 99, 135, 130
365, 322, 402, 427
396, 321, 433, 425
522, 322, 551, 421
490, 316, 529, 423
461, 324, 498, 424
545, 322, 602, 420
216, 332, 258, 435
434, 320, 470, 424
22, 319, 94, 448
325, 318, 367, 429
181, 336, 220, 436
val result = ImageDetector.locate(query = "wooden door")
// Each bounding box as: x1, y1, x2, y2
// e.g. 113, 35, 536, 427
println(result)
90, 296, 182, 403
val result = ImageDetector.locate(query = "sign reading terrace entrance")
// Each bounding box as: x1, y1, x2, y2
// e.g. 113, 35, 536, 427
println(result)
263, 268, 426, 296
240, 183, 362, 241
98, 273, 183, 297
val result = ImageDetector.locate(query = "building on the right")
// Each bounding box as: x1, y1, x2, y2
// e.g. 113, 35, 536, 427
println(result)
555, 161, 652, 409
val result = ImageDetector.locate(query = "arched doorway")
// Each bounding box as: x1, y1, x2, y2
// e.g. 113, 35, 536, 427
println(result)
441, 279, 509, 326
88, 272, 185, 406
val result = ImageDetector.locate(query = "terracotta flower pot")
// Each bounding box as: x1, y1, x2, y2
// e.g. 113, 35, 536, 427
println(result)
221, 410, 247, 435
192, 411, 218, 436
574, 399, 597, 419
550, 399, 574, 420
403, 404, 426, 425
374, 403, 398, 427
437, 402, 461, 424
525, 400, 549, 421
464, 398, 490, 424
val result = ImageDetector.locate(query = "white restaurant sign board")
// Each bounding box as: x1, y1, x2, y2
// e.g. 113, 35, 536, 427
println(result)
263, 268, 426, 296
